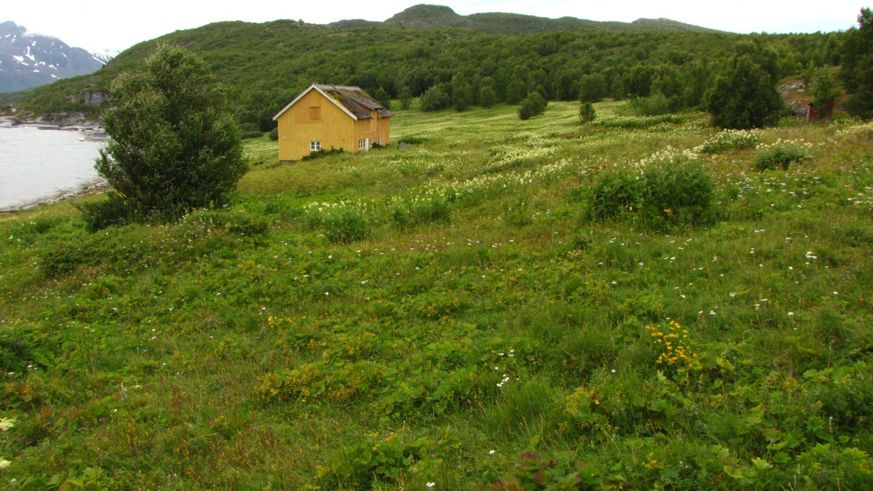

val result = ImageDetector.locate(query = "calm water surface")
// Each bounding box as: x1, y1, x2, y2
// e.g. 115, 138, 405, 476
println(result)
0, 126, 105, 211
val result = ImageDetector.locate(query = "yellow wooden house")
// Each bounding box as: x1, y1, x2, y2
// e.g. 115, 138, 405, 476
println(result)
273, 84, 392, 162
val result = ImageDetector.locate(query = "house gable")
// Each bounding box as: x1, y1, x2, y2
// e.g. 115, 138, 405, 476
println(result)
273, 84, 359, 122
274, 84, 392, 162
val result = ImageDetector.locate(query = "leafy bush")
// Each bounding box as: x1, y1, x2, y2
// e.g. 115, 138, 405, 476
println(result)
699, 129, 761, 153
587, 170, 643, 221
755, 144, 810, 170
269, 127, 278, 141
302, 201, 371, 243
76, 193, 143, 232
579, 102, 596, 124
420, 83, 451, 111
588, 161, 715, 229
842, 8, 873, 118
639, 161, 716, 229
630, 92, 675, 116
478, 80, 497, 108
518, 92, 547, 120
96, 44, 246, 218
706, 55, 783, 129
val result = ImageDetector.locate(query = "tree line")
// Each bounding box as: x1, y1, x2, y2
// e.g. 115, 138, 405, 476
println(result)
19, 20, 853, 130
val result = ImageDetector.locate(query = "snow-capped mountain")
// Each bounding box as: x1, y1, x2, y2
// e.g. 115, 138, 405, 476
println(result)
0, 21, 107, 93
89, 48, 120, 65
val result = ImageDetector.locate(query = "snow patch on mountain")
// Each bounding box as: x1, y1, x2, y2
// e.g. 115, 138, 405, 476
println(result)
0, 21, 107, 92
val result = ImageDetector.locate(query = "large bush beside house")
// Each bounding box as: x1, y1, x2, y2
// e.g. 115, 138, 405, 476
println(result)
93, 44, 245, 225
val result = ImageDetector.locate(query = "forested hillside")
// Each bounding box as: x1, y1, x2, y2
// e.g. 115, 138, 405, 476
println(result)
19, 11, 843, 131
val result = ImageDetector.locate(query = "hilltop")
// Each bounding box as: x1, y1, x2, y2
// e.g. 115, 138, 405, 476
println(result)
381, 4, 720, 34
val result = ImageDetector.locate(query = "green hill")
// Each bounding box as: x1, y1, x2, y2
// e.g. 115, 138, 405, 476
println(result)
13, 5, 844, 131
1, 100, 871, 488
17, 14, 842, 133
385, 4, 721, 34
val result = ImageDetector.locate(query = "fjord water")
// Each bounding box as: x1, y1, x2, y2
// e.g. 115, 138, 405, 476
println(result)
0, 126, 104, 211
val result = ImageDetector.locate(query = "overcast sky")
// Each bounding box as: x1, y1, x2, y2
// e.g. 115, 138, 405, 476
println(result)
3, 1, 869, 51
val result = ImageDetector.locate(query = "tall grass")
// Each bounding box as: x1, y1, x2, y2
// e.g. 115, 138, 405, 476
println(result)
0, 102, 870, 488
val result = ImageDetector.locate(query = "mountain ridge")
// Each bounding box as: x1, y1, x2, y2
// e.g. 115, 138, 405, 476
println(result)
376, 4, 720, 34
0, 21, 107, 93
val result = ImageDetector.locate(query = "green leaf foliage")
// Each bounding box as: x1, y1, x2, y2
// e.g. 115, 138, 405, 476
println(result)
579, 101, 596, 123
518, 91, 547, 120
95, 44, 246, 219
842, 8, 873, 118
705, 54, 783, 129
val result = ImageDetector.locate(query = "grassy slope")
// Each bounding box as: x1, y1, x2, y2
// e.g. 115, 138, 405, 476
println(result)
0, 102, 872, 488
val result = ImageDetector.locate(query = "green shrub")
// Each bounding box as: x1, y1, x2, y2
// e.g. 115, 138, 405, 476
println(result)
755, 144, 809, 170
321, 210, 370, 243
269, 127, 278, 141
630, 92, 674, 116
76, 193, 142, 231
96, 44, 246, 218
302, 201, 371, 243
587, 169, 643, 221
640, 161, 716, 229
518, 92, 547, 120
420, 83, 451, 111
579, 102, 596, 124
706, 54, 783, 129
588, 161, 715, 229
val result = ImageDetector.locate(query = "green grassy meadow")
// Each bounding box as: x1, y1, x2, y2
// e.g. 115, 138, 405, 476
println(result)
1, 102, 872, 489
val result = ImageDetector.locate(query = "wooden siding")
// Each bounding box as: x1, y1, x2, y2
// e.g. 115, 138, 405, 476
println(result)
277, 90, 354, 161
276, 90, 391, 162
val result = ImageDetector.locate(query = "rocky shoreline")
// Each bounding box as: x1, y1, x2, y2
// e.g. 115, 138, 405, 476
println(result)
0, 179, 109, 214
0, 119, 109, 213
0, 115, 107, 142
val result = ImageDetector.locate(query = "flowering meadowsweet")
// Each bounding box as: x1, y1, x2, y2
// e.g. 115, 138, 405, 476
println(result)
0, 418, 14, 432
697, 129, 761, 154
0, 459, 9, 469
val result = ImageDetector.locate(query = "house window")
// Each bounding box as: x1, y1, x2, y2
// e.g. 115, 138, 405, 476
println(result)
358, 138, 369, 150
310, 140, 321, 151
308, 106, 321, 121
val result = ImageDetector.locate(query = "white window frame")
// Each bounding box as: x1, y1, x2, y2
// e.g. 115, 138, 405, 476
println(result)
310, 140, 321, 151
358, 138, 369, 151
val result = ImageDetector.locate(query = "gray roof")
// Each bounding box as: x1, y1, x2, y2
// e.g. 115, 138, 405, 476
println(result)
314, 84, 393, 119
